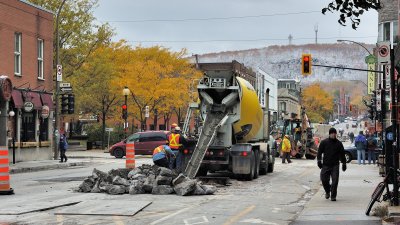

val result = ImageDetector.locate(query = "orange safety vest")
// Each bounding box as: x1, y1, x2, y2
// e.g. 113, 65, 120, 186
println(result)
153, 146, 166, 156
169, 133, 182, 150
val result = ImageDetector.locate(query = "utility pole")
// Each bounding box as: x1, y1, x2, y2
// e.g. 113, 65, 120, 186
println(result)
288, 34, 293, 45
53, 0, 67, 160
314, 24, 318, 44
390, 47, 399, 206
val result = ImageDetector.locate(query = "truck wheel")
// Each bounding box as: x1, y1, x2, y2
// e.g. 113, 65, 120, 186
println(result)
305, 154, 316, 160
196, 167, 208, 177
259, 152, 268, 175
267, 159, 274, 173
253, 150, 260, 179
244, 152, 255, 181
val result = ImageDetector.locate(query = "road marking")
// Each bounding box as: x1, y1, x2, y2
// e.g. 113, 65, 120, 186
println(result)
149, 206, 194, 225
240, 218, 278, 225
113, 216, 125, 225
222, 205, 256, 225
56, 214, 64, 224
184, 216, 209, 225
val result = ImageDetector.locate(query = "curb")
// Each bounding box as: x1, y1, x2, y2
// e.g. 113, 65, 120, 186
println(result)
9, 162, 89, 174
67, 155, 150, 159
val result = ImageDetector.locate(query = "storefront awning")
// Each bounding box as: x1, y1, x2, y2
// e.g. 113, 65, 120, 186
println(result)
11, 90, 23, 108
40, 93, 54, 110
29, 92, 42, 110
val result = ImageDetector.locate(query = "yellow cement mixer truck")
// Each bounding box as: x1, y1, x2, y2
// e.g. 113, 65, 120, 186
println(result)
182, 61, 276, 180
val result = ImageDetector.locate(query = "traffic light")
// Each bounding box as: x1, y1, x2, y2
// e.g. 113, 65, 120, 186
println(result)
301, 54, 312, 76
61, 95, 68, 114
368, 97, 376, 121
68, 94, 74, 114
349, 105, 352, 112
122, 104, 128, 120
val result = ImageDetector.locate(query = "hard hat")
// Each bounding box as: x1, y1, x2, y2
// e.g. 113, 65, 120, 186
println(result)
171, 123, 178, 128
175, 126, 181, 131
284, 134, 290, 138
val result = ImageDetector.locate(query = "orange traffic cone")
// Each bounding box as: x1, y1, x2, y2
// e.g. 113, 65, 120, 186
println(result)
126, 143, 135, 169
0, 146, 14, 195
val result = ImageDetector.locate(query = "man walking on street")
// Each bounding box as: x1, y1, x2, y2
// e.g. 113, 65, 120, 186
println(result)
281, 134, 292, 164
348, 131, 355, 144
59, 134, 68, 163
317, 128, 347, 201
355, 131, 367, 165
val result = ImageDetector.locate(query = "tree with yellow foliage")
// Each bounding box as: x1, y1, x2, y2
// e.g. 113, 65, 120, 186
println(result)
112, 45, 201, 130
302, 83, 334, 123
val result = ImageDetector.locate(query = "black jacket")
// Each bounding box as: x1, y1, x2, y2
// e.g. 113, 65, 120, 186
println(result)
317, 137, 346, 167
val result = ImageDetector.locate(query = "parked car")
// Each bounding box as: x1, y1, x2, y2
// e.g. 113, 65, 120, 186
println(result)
343, 144, 382, 163
351, 121, 357, 128
109, 131, 169, 158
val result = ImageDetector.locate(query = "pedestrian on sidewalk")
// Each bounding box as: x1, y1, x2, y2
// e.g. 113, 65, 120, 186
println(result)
317, 128, 347, 201
366, 133, 377, 165
354, 131, 367, 165
348, 131, 355, 144
281, 135, 292, 164
59, 134, 68, 163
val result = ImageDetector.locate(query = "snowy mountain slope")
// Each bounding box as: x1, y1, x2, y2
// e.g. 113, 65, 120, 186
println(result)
193, 43, 374, 84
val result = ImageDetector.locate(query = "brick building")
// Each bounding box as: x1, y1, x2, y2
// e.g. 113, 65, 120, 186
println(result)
1, 0, 54, 161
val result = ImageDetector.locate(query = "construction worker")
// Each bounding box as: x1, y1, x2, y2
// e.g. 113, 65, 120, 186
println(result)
168, 126, 187, 172
152, 145, 175, 169
281, 134, 292, 164
171, 123, 178, 132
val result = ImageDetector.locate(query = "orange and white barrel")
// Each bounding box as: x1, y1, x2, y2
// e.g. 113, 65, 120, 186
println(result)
0, 146, 13, 195
125, 143, 135, 169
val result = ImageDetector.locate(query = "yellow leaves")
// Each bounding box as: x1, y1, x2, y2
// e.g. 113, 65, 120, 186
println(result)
302, 83, 334, 122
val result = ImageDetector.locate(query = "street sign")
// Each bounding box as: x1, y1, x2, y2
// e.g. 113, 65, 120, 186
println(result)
60, 87, 72, 92
105, 128, 114, 132
385, 65, 391, 90
367, 63, 375, 94
145, 106, 149, 118
60, 83, 71, 88
376, 90, 382, 112
23, 102, 34, 112
378, 41, 390, 64
57, 65, 62, 82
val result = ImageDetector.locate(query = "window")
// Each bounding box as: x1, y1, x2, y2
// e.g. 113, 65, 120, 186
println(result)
383, 22, 391, 41
127, 133, 139, 142
14, 33, 21, 75
393, 21, 398, 42
286, 83, 290, 89
280, 102, 286, 112
37, 39, 44, 79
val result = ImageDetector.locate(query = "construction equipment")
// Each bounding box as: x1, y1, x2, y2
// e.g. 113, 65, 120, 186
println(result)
280, 108, 317, 159
181, 61, 275, 180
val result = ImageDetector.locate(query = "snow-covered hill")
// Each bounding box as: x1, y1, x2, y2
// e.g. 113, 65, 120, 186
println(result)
192, 43, 374, 84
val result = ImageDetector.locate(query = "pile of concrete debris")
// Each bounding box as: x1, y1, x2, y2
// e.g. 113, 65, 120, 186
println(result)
76, 164, 216, 196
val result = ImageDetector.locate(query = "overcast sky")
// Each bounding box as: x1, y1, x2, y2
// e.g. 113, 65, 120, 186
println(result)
93, 0, 378, 54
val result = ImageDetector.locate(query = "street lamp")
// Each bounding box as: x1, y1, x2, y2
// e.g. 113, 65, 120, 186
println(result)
122, 87, 130, 136
53, 0, 67, 161
337, 39, 372, 55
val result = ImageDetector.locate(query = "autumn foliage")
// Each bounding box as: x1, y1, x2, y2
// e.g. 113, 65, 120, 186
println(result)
302, 83, 334, 123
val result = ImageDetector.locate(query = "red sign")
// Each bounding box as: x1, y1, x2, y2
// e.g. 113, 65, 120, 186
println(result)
0, 77, 12, 101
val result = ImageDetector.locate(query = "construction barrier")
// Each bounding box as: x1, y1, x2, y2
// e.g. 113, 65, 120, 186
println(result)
0, 146, 13, 195
126, 143, 135, 169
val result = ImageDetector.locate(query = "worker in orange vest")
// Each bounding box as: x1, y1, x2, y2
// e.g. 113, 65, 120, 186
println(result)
171, 123, 178, 132
168, 126, 187, 172
153, 145, 175, 169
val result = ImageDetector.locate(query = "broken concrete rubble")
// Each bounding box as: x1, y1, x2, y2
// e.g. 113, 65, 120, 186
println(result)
76, 165, 217, 196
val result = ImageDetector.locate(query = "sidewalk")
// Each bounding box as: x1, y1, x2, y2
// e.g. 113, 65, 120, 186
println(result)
293, 162, 383, 225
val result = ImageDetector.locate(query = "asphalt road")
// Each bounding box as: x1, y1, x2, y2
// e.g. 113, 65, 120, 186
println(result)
1, 157, 321, 225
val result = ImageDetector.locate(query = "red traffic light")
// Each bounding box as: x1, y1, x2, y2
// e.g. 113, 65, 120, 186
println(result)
303, 56, 309, 62
122, 104, 127, 110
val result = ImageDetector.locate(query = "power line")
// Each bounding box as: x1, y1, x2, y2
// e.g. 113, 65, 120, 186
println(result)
126, 36, 377, 43
102, 10, 321, 23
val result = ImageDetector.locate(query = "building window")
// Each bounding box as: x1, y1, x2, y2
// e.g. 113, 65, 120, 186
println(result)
383, 22, 391, 41
286, 83, 290, 89
280, 102, 286, 112
14, 33, 21, 75
37, 39, 44, 79
393, 21, 398, 42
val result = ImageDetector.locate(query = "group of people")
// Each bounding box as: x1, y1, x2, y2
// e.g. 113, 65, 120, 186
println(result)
152, 123, 187, 171
354, 131, 378, 165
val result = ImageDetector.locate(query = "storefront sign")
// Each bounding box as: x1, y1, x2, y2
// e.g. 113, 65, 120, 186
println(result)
24, 101, 34, 112
0, 76, 12, 101
41, 105, 50, 119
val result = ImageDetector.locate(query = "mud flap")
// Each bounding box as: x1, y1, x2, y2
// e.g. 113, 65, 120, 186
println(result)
231, 144, 253, 174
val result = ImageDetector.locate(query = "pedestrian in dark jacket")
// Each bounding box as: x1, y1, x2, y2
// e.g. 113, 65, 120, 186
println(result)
317, 128, 347, 201
59, 134, 68, 163
366, 134, 377, 165
354, 131, 367, 165
348, 132, 355, 144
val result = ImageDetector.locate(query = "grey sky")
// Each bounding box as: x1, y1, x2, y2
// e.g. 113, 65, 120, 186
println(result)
94, 0, 378, 54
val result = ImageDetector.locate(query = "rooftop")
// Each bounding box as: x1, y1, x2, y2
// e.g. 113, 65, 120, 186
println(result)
19, 0, 54, 14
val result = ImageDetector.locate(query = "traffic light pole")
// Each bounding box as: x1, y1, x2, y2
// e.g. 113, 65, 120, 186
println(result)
124, 94, 128, 138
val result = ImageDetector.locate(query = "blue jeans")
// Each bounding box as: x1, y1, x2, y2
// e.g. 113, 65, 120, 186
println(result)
172, 150, 183, 172
357, 150, 366, 165
367, 151, 376, 164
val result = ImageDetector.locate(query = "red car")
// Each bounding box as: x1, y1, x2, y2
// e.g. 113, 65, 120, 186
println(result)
109, 131, 169, 158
